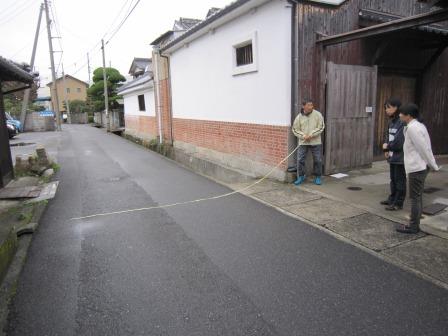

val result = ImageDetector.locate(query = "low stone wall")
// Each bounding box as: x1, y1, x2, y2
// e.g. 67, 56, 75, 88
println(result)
94, 111, 124, 130
24, 112, 55, 132
69, 112, 88, 124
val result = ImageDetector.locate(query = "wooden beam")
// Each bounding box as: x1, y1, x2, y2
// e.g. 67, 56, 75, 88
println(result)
422, 43, 448, 72
317, 8, 448, 46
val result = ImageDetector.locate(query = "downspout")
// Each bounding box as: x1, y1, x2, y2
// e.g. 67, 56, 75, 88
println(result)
153, 48, 163, 144
161, 54, 174, 146
288, 0, 299, 170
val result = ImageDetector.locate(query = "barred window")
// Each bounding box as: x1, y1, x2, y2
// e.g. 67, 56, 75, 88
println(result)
236, 43, 253, 66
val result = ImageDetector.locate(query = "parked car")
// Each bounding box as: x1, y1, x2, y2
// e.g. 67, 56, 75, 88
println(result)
6, 121, 17, 139
5, 112, 23, 132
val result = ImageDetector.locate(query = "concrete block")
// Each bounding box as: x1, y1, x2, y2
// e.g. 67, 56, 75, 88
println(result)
421, 211, 448, 240
42, 168, 54, 178
284, 198, 366, 223
382, 236, 448, 284
35, 146, 50, 167
325, 213, 425, 251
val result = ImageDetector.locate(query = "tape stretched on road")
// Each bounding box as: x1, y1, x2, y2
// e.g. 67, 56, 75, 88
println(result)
70, 145, 300, 221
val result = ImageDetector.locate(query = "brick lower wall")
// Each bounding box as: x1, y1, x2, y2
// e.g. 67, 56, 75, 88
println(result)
172, 118, 289, 168
159, 78, 173, 143
124, 115, 157, 140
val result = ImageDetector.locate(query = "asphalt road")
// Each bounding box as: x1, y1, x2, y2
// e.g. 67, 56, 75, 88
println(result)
6, 125, 448, 336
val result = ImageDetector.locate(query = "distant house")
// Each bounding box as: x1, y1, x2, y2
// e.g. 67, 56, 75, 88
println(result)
128, 57, 152, 79
47, 75, 88, 114
0, 56, 34, 187
115, 18, 203, 143
117, 59, 156, 141
155, 0, 448, 179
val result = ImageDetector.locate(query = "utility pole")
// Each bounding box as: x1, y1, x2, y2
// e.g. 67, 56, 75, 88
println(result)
101, 39, 109, 131
61, 63, 71, 124
20, 4, 44, 128
87, 52, 91, 84
44, 0, 61, 131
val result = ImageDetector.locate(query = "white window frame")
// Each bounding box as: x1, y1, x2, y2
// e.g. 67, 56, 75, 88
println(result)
232, 31, 258, 76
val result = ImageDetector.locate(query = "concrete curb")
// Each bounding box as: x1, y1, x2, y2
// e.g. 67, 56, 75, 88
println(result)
243, 192, 448, 291
119, 133, 448, 290
122, 133, 255, 184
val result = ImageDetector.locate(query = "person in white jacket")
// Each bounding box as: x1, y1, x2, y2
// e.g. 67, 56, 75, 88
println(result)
398, 103, 440, 234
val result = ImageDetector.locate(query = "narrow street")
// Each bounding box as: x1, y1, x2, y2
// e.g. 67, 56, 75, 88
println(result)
6, 125, 448, 336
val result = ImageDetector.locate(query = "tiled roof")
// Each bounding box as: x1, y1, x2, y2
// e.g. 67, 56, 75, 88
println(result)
173, 17, 202, 31
0, 56, 34, 83
117, 71, 153, 95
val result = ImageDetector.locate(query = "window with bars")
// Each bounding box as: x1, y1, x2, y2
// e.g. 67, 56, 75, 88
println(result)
138, 94, 146, 111
236, 43, 253, 66
232, 32, 258, 76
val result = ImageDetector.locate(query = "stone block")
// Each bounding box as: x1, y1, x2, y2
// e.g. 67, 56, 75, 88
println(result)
325, 213, 425, 251
382, 236, 448, 284
284, 198, 366, 223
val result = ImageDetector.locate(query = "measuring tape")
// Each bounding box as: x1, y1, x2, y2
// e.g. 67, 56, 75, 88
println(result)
71, 145, 300, 221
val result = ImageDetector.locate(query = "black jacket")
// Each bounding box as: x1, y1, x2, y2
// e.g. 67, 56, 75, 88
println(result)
384, 116, 405, 164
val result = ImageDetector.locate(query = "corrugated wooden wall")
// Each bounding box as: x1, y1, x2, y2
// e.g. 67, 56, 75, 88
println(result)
295, 0, 447, 155
420, 48, 448, 154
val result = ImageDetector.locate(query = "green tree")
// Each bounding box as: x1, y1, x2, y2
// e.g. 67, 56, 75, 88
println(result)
87, 67, 125, 112
69, 99, 88, 113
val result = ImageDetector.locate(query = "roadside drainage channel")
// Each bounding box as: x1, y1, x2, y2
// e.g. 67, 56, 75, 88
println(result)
9, 142, 35, 147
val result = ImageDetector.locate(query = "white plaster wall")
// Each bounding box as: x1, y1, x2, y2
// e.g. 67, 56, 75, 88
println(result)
123, 89, 155, 117
169, 0, 292, 126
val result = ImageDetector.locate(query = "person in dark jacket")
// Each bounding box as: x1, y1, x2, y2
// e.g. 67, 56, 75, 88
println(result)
380, 98, 406, 211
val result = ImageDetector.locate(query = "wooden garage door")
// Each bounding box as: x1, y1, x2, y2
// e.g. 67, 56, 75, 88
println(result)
324, 62, 378, 175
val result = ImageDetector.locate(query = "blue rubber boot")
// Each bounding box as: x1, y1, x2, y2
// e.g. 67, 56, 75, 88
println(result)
314, 176, 322, 185
294, 175, 306, 186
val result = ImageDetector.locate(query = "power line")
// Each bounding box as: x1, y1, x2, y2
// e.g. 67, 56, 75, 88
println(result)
0, 0, 38, 26
105, 0, 142, 45
102, 0, 133, 40
0, 0, 33, 22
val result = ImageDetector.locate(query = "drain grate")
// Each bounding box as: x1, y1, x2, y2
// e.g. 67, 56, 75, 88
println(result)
424, 187, 441, 194
347, 186, 362, 191
10, 142, 35, 147
422, 203, 447, 216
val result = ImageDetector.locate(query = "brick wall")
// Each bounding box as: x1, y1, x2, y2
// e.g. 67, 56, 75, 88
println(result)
158, 78, 172, 143
124, 115, 157, 139
173, 118, 289, 168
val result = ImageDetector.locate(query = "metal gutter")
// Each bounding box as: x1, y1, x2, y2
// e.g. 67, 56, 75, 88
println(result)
288, 0, 298, 168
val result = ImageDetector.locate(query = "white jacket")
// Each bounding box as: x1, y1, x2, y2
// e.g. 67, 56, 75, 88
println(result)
403, 119, 439, 174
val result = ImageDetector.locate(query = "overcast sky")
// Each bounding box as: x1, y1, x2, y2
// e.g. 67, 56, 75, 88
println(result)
0, 0, 231, 95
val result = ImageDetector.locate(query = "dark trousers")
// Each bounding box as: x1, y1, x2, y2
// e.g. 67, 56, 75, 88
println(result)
297, 145, 322, 177
408, 169, 428, 230
388, 164, 406, 207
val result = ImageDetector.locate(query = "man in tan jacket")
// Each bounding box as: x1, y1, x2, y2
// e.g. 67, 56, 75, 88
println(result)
292, 99, 325, 185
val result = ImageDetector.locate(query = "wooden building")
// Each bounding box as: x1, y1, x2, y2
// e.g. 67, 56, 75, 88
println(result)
0, 56, 34, 187
139, 0, 448, 179
292, 0, 448, 173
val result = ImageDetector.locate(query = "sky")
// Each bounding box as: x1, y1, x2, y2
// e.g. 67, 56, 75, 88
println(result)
0, 0, 232, 96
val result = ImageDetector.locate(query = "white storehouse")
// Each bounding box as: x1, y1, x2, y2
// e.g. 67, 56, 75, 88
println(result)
161, 0, 293, 180
117, 59, 157, 141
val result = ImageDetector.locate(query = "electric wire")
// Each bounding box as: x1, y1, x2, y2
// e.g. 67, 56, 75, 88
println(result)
0, 0, 38, 27
105, 0, 142, 44
0, 0, 35, 23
